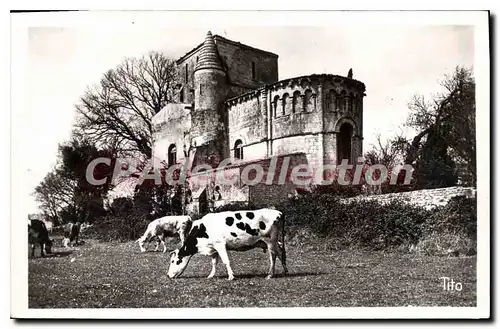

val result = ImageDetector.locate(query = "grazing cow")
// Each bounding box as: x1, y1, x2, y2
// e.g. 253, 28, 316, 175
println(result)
62, 222, 81, 248
167, 208, 288, 280
28, 219, 53, 257
136, 215, 192, 253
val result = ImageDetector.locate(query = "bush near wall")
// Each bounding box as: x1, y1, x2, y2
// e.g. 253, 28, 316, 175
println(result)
282, 192, 476, 255
84, 196, 155, 242
84, 189, 476, 256
84, 210, 152, 242
282, 193, 430, 250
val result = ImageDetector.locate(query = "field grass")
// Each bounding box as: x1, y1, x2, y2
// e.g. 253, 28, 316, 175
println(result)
28, 236, 476, 308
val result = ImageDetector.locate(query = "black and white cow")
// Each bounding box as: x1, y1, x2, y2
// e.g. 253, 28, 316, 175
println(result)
167, 208, 288, 280
137, 215, 192, 253
28, 219, 53, 257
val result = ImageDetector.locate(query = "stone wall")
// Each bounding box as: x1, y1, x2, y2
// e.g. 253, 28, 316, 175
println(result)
175, 34, 278, 103
346, 186, 477, 210
248, 182, 297, 208
227, 91, 267, 162
176, 53, 198, 104
152, 103, 192, 166
215, 36, 278, 89
226, 74, 366, 168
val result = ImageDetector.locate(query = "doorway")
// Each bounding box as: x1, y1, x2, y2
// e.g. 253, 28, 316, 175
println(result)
337, 123, 353, 164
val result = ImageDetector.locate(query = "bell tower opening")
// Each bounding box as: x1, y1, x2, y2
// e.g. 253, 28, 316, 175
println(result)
337, 123, 353, 164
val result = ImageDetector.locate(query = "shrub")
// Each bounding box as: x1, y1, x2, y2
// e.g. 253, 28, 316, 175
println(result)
84, 207, 152, 242
279, 195, 432, 249
426, 195, 477, 239
414, 232, 476, 256
264, 190, 476, 253
88, 182, 476, 256
312, 183, 362, 198
212, 202, 260, 213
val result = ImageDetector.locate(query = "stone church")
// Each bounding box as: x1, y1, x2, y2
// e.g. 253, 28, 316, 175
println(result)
151, 31, 366, 214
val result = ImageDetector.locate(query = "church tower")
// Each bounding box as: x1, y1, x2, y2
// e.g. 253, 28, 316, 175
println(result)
191, 31, 228, 163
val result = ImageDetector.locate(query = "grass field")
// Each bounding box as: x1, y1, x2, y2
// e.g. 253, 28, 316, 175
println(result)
28, 237, 476, 308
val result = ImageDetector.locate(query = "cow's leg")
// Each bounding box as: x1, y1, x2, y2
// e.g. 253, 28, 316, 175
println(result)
207, 254, 218, 279
265, 241, 277, 279
40, 242, 45, 257
158, 235, 167, 253
213, 244, 234, 280
153, 236, 160, 252
276, 242, 288, 275
138, 233, 149, 252
140, 240, 147, 252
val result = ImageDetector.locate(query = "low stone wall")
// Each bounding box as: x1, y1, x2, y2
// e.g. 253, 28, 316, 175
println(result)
346, 186, 476, 210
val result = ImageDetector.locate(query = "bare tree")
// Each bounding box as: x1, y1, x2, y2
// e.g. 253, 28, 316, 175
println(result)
365, 133, 405, 168
75, 51, 178, 158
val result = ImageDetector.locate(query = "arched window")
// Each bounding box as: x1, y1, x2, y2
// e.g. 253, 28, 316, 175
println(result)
304, 89, 314, 112
168, 144, 177, 166
338, 91, 346, 112
282, 93, 290, 115
273, 95, 280, 117
251, 62, 256, 80
234, 140, 243, 160
335, 96, 342, 111
345, 96, 352, 113
292, 91, 301, 113
328, 90, 337, 111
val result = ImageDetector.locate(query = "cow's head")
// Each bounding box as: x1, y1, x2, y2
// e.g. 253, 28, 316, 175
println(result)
44, 239, 54, 254
167, 249, 192, 278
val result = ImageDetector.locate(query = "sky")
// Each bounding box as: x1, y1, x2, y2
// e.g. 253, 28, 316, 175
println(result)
21, 19, 475, 214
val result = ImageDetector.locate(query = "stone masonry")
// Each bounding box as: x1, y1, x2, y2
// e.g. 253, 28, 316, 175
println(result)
151, 31, 367, 212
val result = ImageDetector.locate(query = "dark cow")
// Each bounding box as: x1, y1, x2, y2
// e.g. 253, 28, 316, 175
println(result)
28, 219, 53, 257
168, 208, 288, 280
63, 222, 81, 248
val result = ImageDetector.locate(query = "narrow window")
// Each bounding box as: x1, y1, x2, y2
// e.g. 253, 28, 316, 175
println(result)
292, 91, 301, 113
282, 93, 290, 115
179, 88, 184, 103
273, 95, 280, 117
185, 64, 188, 84
251, 62, 256, 80
168, 144, 177, 166
234, 140, 243, 160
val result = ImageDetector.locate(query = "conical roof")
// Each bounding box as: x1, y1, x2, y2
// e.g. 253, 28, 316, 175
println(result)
195, 31, 224, 72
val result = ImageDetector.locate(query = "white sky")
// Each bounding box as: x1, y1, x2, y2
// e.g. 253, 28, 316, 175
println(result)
20, 16, 475, 214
